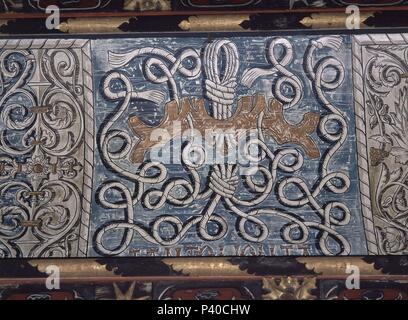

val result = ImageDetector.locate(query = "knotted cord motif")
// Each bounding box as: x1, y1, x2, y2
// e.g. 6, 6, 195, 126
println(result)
204, 40, 239, 119
94, 37, 354, 256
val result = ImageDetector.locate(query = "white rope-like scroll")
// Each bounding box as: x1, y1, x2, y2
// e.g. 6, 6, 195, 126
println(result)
241, 38, 303, 109
93, 37, 359, 256
108, 46, 201, 101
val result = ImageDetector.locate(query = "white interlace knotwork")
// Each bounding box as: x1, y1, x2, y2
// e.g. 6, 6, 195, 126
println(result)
94, 37, 354, 256
242, 37, 303, 109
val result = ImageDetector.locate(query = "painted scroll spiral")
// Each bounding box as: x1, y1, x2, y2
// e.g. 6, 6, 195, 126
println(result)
300, 36, 351, 255
94, 37, 353, 256
0, 42, 88, 258
241, 37, 303, 109
108, 46, 201, 102
356, 35, 408, 255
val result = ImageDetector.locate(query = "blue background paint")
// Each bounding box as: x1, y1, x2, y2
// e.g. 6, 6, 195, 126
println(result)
89, 34, 367, 257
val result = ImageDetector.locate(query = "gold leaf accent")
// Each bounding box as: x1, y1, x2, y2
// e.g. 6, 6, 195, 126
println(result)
113, 281, 150, 300
296, 257, 382, 276
57, 18, 132, 34
28, 259, 120, 278
262, 277, 316, 300
300, 12, 373, 29
162, 258, 248, 276
179, 14, 249, 31
113, 281, 136, 300
112, 281, 150, 300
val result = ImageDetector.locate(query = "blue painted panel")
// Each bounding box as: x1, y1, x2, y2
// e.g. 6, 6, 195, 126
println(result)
89, 34, 367, 257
